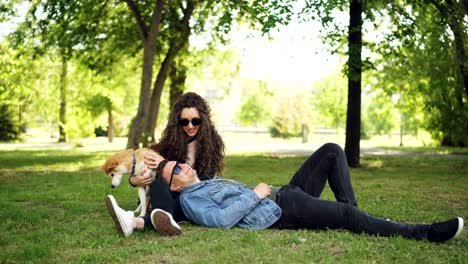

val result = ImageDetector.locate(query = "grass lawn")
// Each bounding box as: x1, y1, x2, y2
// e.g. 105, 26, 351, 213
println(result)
0, 149, 467, 263
381, 146, 468, 155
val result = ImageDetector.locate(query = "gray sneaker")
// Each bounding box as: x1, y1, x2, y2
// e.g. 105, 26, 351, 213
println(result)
151, 209, 182, 236
105, 195, 134, 237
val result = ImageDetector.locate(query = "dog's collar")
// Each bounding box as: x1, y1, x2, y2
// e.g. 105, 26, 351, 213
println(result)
130, 151, 137, 176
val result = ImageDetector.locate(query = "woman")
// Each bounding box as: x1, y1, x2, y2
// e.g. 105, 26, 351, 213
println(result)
149, 92, 224, 179
122, 92, 225, 236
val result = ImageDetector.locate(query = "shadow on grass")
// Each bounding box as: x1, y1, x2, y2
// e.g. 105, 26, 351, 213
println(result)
0, 150, 113, 170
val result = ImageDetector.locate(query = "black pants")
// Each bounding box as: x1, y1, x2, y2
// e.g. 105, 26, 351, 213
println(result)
274, 143, 427, 240
142, 179, 187, 228
289, 142, 358, 206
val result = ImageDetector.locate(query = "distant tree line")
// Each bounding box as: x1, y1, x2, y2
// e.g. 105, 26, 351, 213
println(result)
1, 0, 466, 168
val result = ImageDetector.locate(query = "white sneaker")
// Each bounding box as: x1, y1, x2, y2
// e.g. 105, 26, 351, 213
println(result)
151, 209, 182, 236
105, 195, 134, 237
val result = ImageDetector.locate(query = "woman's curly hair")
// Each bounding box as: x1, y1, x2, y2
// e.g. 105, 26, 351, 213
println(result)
150, 92, 225, 179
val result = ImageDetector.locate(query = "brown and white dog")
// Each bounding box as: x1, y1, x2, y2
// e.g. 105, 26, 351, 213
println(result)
102, 148, 155, 217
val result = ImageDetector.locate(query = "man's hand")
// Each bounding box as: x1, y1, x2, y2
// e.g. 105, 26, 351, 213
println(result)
129, 169, 154, 187
253, 183, 271, 199
144, 150, 165, 169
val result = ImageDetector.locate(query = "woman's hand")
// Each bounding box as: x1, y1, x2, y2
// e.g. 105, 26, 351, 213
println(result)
129, 169, 154, 187
144, 150, 165, 169
253, 183, 272, 199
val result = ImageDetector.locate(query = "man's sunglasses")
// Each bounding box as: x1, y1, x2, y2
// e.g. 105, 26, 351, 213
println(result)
168, 162, 182, 188
179, 118, 201, 127
173, 163, 182, 174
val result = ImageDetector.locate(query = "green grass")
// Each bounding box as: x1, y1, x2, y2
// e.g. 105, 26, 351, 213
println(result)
381, 146, 468, 155
0, 150, 467, 263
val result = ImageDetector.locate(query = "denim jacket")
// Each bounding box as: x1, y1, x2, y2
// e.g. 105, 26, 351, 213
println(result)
179, 178, 282, 230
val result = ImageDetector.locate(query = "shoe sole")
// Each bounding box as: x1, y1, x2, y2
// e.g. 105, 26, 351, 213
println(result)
152, 210, 182, 236
105, 195, 126, 237
454, 217, 464, 239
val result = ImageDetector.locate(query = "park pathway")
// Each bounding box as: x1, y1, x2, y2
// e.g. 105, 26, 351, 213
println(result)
0, 137, 466, 158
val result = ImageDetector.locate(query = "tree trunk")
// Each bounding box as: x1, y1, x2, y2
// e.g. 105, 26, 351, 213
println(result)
344, 0, 363, 168
107, 108, 114, 143
144, 2, 195, 145
126, 42, 157, 149
125, 0, 164, 149
144, 58, 186, 146
445, 0, 467, 99
169, 59, 186, 110
144, 46, 181, 145
58, 55, 67, 143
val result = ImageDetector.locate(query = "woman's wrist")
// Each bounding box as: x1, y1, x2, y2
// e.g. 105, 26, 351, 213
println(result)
128, 175, 137, 187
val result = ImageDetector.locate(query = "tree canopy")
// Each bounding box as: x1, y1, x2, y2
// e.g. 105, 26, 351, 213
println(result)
1, 0, 466, 150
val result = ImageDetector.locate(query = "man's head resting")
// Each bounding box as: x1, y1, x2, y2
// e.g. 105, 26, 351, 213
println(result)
161, 161, 199, 192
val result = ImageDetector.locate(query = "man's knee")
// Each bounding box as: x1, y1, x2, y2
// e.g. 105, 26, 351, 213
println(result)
319, 143, 344, 156
323, 142, 342, 151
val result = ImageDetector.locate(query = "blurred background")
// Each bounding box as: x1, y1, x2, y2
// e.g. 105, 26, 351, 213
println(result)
1, 1, 467, 162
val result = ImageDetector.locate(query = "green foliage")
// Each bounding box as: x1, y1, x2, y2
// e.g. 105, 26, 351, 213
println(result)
269, 93, 309, 138
363, 92, 397, 137
70, 57, 140, 139
301, 0, 370, 68
0, 1, 19, 23
11, 1, 101, 57
0, 104, 20, 141
235, 80, 272, 127
237, 94, 270, 127
0, 41, 60, 138
249, 0, 294, 34
2, 20, 140, 140
425, 97, 468, 146
0, 149, 467, 262
86, 94, 113, 118
368, 2, 467, 146
186, 49, 240, 96
76, 2, 141, 72
269, 121, 301, 139
7, 1, 111, 142
0, 43, 23, 141
303, 1, 467, 147
3, 0, 465, 148
311, 67, 347, 133
215, 0, 294, 37
2, 0, 299, 148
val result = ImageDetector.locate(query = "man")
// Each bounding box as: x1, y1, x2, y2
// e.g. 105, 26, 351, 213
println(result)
106, 143, 464, 243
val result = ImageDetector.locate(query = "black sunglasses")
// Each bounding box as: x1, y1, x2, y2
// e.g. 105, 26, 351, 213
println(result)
179, 118, 201, 127
168, 161, 182, 188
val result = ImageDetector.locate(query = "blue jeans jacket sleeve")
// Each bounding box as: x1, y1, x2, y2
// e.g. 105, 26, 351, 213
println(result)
180, 184, 260, 229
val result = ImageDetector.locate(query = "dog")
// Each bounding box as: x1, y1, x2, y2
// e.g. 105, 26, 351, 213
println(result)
102, 148, 156, 217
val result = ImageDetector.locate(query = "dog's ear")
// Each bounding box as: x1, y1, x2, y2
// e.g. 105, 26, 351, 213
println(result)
109, 160, 119, 168
98, 163, 110, 171
102, 160, 119, 173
